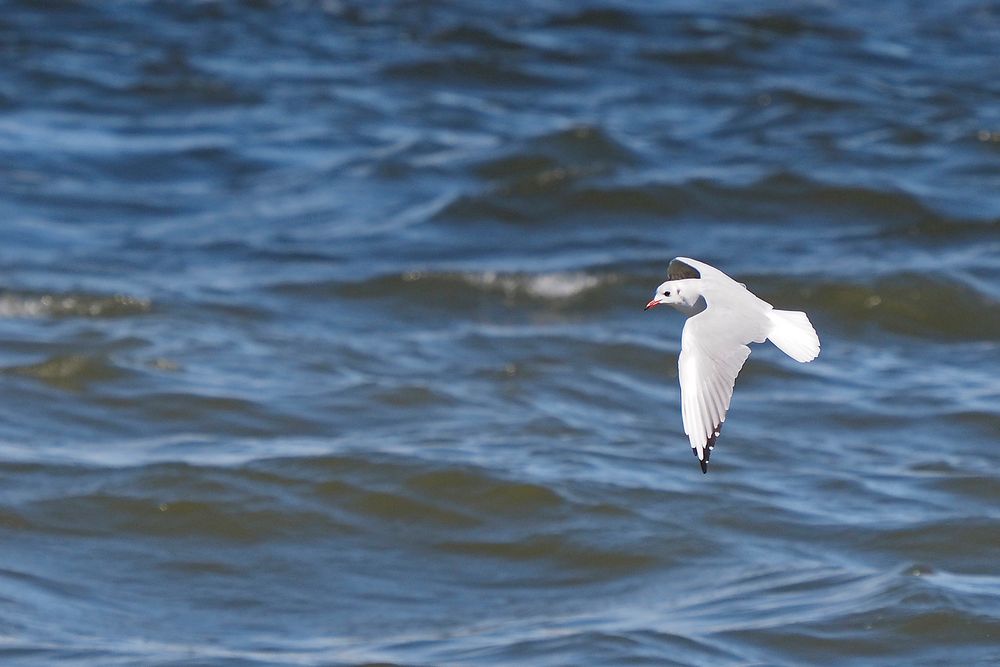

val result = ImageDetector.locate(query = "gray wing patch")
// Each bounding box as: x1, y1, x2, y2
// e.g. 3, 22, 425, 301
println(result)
667, 258, 701, 280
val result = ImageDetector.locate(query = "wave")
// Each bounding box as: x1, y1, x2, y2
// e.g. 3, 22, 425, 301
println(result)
545, 8, 642, 31
330, 269, 620, 311
0, 291, 151, 318
640, 46, 750, 68
761, 272, 1000, 340
465, 271, 605, 300
732, 11, 861, 39
4, 355, 130, 391
382, 58, 554, 88
435, 535, 658, 574
436, 168, 965, 227
428, 125, 638, 223
27, 491, 348, 541
429, 25, 526, 51
304, 262, 999, 341
877, 216, 1000, 243
5, 453, 629, 542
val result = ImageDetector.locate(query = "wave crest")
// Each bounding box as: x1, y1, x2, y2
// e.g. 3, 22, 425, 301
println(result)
0, 291, 151, 318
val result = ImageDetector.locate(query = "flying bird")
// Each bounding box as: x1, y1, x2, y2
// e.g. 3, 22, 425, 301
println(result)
644, 257, 820, 473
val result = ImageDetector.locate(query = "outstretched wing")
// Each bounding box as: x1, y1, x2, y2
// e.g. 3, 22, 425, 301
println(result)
678, 308, 754, 473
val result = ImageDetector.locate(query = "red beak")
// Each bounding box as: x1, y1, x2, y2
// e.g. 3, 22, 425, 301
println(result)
644, 299, 659, 311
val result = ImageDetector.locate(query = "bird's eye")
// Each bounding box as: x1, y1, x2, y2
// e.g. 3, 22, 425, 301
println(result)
664, 291, 671, 297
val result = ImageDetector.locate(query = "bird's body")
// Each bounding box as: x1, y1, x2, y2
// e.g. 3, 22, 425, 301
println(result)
645, 258, 820, 473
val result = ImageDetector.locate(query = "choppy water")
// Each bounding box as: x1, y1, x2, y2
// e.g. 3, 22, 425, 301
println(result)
1, 1, 999, 664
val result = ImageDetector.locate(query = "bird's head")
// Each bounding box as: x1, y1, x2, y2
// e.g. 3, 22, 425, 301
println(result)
644, 280, 683, 310
645, 279, 704, 312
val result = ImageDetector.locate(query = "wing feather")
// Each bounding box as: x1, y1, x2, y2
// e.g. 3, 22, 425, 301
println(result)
678, 309, 754, 472
667, 258, 701, 281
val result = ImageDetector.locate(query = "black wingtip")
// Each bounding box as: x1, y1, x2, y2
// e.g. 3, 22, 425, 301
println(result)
692, 447, 709, 473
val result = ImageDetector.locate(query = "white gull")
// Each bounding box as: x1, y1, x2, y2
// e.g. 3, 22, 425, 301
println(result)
644, 257, 820, 473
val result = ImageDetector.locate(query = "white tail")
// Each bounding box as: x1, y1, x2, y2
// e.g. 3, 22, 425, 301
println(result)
767, 309, 820, 362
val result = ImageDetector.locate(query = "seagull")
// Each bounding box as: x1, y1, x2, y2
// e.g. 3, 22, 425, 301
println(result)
644, 258, 820, 473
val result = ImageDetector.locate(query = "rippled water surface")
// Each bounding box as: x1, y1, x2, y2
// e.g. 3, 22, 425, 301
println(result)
1, 1, 999, 664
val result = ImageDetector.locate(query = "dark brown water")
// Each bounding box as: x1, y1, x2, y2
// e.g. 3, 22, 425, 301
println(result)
0, 1, 998, 664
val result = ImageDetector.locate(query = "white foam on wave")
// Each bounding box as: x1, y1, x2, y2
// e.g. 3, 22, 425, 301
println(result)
466, 271, 604, 299
0, 293, 151, 318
